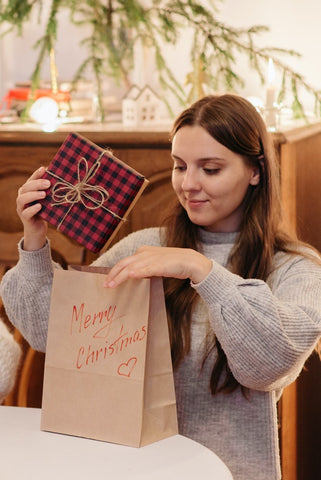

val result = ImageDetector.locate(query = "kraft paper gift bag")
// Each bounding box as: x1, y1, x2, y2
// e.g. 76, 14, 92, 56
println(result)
41, 268, 178, 447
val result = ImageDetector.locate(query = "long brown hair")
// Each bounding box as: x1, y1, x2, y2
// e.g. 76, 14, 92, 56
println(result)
162, 94, 321, 395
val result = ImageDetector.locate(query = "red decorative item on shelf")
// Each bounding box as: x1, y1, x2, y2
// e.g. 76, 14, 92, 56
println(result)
2, 88, 70, 110
38, 132, 149, 252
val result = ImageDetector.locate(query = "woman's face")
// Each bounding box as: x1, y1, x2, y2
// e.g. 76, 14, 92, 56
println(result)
171, 125, 260, 232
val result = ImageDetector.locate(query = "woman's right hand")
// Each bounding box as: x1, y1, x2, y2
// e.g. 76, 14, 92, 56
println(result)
16, 166, 51, 251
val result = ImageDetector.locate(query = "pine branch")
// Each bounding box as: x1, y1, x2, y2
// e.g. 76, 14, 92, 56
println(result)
1, 0, 320, 122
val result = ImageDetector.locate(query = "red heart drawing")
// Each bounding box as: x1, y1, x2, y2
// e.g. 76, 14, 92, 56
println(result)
117, 357, 137, 377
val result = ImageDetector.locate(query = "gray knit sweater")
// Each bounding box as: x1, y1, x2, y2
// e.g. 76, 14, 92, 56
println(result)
1, 227, 321, 480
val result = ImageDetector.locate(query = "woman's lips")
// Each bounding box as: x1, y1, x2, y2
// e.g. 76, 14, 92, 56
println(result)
186, 198, 207, 208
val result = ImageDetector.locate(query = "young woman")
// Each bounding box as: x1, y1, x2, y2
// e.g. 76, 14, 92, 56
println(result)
1, 94, 321, 480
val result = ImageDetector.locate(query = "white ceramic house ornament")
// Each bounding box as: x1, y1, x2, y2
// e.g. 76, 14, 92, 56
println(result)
122, 84, 161, 127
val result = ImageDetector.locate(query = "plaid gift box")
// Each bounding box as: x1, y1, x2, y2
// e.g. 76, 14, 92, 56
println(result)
38, 132, 149, 252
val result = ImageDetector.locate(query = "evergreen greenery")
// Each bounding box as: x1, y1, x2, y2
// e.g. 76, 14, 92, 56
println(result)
1, 0, 320, 120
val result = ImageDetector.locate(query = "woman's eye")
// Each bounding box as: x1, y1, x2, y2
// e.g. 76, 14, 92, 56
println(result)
173, 165, 186, 171
203, 168, 220, 175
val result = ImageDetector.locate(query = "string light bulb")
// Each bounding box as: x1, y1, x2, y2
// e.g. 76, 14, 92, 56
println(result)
29, 96, 60, 132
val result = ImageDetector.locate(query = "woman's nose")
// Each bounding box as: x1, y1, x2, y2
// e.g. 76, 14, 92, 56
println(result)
181, 168, 200, 191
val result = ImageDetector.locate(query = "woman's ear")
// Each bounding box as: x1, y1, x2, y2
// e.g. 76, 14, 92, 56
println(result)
249, 167, 260, 186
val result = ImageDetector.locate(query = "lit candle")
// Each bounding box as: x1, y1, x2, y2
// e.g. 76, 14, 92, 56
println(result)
265, 58, 277, 128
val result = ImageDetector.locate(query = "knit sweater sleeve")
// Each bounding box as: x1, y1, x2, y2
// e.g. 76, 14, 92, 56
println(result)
0, 320, 21, 403
193, 252, 321, 391
0, 240, 58, 352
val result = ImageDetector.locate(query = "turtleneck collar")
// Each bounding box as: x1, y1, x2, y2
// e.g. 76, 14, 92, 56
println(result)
198, 228, 239, 245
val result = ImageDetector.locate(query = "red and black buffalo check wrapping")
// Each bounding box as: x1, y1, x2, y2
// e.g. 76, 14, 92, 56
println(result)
38, 132, 148, 252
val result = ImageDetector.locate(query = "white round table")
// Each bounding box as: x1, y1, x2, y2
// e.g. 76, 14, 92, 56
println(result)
0, 406, 233, 479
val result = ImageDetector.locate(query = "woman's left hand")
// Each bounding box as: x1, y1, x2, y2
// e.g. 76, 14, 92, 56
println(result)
103, 246, 212, 288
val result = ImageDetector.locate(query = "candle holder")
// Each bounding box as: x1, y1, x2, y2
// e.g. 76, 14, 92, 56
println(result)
264, 105, 279, 132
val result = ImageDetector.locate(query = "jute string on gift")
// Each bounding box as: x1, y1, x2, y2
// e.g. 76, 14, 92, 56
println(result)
46, 152, 125, 230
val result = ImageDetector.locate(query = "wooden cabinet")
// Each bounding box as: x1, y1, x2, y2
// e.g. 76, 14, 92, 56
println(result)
275, 123, 321, 253
0, 123, 321, 480
272, 124, 321, 480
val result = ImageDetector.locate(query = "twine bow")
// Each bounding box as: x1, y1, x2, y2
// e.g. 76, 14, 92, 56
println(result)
47, 153, 124, 230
